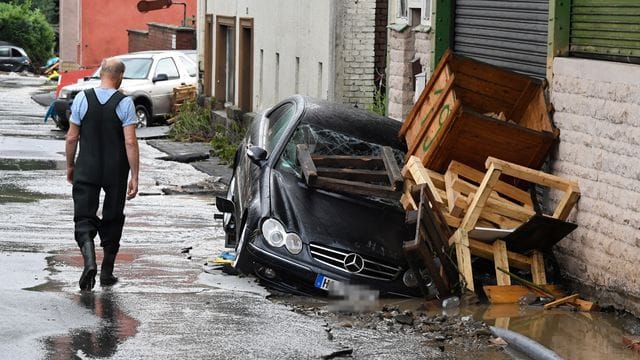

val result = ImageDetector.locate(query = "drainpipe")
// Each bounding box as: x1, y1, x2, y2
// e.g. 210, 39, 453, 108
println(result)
172, 1, 188, 27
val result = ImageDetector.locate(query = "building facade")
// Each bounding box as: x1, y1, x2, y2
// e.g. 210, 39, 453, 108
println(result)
392, 0, 640, 316
59, 0, 196, 68
197, 0, 388, 112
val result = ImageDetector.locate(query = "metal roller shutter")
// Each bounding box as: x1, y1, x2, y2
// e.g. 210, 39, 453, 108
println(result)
453, 0, 549, 79
570, 0, 640, 63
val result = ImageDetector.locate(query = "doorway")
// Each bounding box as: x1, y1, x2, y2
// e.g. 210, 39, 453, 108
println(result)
238, 18, 254, 112
204, 15, 213, 97
215, 16, 236, 109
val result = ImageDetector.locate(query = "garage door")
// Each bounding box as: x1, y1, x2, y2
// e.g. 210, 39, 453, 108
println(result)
570, 0, 640, 63
453, 0, 549, 79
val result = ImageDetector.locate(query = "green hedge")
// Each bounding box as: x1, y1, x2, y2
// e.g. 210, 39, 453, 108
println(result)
0, 2, 54, 66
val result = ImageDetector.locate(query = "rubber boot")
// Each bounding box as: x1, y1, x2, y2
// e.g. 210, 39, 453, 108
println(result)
79, 241, 97, 291
100, 246, 119, 286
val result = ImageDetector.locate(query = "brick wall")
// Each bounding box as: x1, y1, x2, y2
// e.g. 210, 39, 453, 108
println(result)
337, 0, 379, 107
550, 57, 640, 316
374, 0, 388, 89
386, 27, 433, 121
128, 22, 195, 53
387, 29, 415, 119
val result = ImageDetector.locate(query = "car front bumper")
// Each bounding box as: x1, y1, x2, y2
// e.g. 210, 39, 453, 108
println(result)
245, 236, 420, 297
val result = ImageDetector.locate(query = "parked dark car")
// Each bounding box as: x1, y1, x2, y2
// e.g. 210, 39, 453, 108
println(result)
0, 45, 32, 72
216, 96, 421, 297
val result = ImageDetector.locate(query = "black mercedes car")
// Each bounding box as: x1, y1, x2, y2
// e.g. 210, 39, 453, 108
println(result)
216, 96, 419, 297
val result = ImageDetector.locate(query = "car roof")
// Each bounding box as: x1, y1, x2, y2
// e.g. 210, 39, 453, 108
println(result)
296, 96, 406, 150
113, 50, 193, 59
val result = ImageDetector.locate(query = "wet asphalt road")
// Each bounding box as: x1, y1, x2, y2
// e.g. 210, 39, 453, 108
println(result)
0, 73, 440, 359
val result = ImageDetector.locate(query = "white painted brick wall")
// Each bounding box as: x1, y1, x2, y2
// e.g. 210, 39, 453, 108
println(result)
339, 0, 378, 106
550, 57, 640, 316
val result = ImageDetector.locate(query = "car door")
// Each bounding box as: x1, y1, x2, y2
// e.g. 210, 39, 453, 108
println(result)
149, 56, 185, 116
237, 101, 298, 218
0, 47, 12, 71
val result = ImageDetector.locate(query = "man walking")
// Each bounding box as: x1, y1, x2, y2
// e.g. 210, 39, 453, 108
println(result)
65, 57, 139, 291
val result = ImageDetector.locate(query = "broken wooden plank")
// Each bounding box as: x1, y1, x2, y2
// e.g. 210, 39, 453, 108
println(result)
530, 251, 547, 285
402, 156, 443, 203
381, 146, 403, 190
574, 298, 598, 312
483, 285, 565, 304
311, 155, 384, 170
459, 162, 503, 232
486, 157, 579, 192
297, 144, 317, 183
543, 294, 579, 310
470, 239, 532, 270
316, 167, 388, 183
313, 177, 400, 200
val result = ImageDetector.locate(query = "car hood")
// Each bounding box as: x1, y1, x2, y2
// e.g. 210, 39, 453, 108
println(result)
269, 169, 408, 262
61, 78, 151, 94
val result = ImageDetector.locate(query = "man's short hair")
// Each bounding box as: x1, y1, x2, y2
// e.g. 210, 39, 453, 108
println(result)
100, 58, 125, 77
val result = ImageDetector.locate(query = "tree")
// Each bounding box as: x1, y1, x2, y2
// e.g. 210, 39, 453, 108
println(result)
0, 2, 55, 66
0, 0, 58, 24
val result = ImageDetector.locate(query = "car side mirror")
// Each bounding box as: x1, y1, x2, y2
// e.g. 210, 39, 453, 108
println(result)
215, 197, 235, 213
247, 145, 267, 166
152, 73, 169, 83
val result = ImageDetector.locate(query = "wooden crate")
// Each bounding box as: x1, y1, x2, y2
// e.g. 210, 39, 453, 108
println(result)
399, 50, 558, 174
171, 84, 197, 113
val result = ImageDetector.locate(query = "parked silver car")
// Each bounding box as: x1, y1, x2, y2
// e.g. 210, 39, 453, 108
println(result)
55, 50, 197, 128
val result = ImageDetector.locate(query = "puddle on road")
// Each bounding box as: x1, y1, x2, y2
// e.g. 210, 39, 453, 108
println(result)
0, 183, 54, 203
471, 304, 640, 360
0, 158, 66, 171
41, 291, 139, 359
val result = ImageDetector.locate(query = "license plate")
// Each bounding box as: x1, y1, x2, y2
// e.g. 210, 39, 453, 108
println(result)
314, 274, 338, 291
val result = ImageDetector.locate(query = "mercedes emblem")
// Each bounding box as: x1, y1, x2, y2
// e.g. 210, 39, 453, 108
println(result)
343, 253, 365, 273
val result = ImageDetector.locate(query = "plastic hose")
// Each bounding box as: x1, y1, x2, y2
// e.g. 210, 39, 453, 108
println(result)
490, 326, 564, 360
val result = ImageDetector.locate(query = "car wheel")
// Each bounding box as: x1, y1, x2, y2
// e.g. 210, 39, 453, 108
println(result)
13, 65, 24, 72
233, 220, 252, 274
135, 104, 150, 128
223, 176, 237, 248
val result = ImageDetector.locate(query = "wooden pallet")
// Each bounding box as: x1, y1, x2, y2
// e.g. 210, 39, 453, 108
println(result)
296, 144, 403, 200
450, 157, 581, 291
403, 184, 458, 298
171, 84, 197, 114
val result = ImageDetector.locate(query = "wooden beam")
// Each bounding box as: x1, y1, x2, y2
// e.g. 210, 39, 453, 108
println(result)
403, 156, 443, 203
468, 239, 532, 270
552, 184, 581, 221
313, 177, 400, 200
312, 155, 384, 169
381, 146, 404, 190
448, 160, 533, 207
531, 251, 547, 285
316, 167, 388, 183
486, 157, 579, 191
451, 230, 474, 291
297, 145, 317, 183
544, 294, 579, 310
493, 240, 511, 286
460, 162, 503, 232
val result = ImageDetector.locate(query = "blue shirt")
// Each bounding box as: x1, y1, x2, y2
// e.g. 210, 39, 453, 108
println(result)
69, 88, 137, 127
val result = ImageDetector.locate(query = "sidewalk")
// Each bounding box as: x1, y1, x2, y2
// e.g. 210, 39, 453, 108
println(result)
146, 139, 232, 196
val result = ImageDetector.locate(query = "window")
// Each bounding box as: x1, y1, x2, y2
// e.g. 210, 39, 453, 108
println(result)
266, 103, 296, 152
11, 48, 22, 57
155, 58, 180, 79
0, 48, 10, 57
421, 0, 432, 26
397, 0, 408, 20
178, 55, 197, 77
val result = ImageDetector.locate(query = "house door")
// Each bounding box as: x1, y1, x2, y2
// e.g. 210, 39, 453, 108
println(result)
215, 16, 236, 109
204, 15, 213, 97
238, 18, 254, 112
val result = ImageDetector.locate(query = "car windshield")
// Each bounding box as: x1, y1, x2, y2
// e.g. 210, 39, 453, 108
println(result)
277, 123, 404, 203
91, 58, 153, 79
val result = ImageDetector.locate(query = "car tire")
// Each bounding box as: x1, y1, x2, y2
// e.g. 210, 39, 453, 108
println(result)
223, 176, 237, 248
135, 104, 150, 128
233, 220, 252, 274
13, 65, 24, 73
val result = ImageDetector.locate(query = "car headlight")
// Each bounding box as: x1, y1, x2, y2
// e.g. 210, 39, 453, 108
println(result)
261, 218, 303, 254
